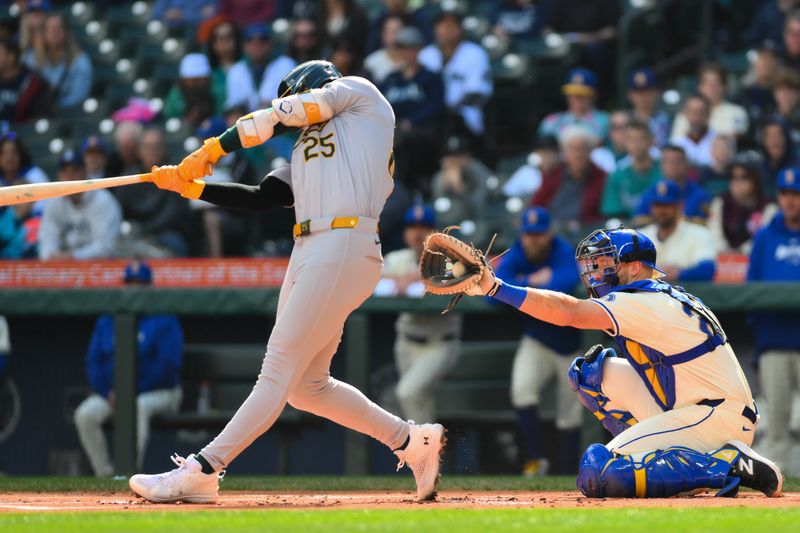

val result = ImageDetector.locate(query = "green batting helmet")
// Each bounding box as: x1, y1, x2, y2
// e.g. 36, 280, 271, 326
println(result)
278, 60, 342, 98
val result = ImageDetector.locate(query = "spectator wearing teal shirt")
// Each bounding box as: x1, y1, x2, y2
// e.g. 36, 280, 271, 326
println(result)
538, 68, 610, 144
601, 120, 662, 218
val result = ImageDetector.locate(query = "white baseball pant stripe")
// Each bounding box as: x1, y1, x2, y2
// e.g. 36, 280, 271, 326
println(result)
511, 336, 583, 429
600, 358, 756, 458
394, 336, 459, 423
74, 387, 182, 476
200, 229, 409, 471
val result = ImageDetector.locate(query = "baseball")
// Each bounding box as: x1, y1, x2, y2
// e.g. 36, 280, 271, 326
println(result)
451, 261, 467, 277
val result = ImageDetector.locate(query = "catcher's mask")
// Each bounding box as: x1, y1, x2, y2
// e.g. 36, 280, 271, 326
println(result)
278, 60, 342, 98
575, 228, 664, 298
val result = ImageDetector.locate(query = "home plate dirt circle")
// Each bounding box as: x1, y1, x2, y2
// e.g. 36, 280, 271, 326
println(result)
0, 491, 797, 512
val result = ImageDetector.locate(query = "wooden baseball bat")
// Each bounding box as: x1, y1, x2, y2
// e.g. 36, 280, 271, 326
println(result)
0, 173, 152, 207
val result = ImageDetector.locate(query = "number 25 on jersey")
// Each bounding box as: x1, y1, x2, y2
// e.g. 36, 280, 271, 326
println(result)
302, 133, 336, 161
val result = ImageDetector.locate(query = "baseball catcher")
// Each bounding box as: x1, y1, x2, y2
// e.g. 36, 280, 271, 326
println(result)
420, 227, 783, 498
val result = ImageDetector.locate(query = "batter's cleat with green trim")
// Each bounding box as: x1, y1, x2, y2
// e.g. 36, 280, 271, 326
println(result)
129, 453, 224, 503
722, 440, 783, 497
394, 422, 447, 502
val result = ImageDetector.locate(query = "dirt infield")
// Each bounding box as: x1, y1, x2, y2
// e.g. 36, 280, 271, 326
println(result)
0, 490, 797, 512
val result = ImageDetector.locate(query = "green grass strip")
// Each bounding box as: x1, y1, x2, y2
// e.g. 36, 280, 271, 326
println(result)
2, 508, 800, 533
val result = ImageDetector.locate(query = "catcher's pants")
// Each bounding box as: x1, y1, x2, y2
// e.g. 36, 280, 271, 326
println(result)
200, 226, 410, 470
759, 350, 800, 473
394, 334, 459, 422
511, 336, 583, 430
74, 388, 182, 476
600, 358, 757, 459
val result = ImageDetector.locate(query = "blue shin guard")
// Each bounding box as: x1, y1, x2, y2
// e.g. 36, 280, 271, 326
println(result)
576, 443, 739, 498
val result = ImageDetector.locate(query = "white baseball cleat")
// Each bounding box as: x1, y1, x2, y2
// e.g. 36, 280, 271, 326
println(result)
394, 422, 446, 501
129, 453, 224, 503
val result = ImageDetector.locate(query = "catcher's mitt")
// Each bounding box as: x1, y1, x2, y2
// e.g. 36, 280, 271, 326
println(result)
419, 227, 495, 313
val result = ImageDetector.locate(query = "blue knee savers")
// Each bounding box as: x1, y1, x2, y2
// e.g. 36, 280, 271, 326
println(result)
576, 443, 738, 498
567, 346, 637, 436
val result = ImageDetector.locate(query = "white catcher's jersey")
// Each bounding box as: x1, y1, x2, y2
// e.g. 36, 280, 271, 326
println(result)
284, 76, 396, 221
592, 290, 754, 409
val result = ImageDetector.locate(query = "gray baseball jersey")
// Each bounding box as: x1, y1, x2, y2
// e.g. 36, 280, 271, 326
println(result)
279, 76, 396, 221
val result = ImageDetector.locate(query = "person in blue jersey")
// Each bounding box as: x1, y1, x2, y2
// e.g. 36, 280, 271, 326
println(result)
494, 207, 582, 476
748, 166, 800, 476
73, 262, 183, 476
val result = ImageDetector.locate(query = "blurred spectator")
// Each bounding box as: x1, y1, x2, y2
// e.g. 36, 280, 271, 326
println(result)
591, 110, 630, 174
80, 135, 108, 181
634, 145, 711, 224
381, 26, 443, 195
152, 0, 217, 29
747, 0, 799, 47
759, 118, 799, 197
0, 202, 28, 258
494, 207, 582, 476
502, 135, 559, 200
531, 126, 606, 229
539, 68, 610, 144
0, 36, 50, 124
376, 205, 461, 423
191, 113, 259, 257
627, 68, 670, 148
492, 0, 546, 44
698, 134, 737, 197
772, 68, 800, 144
107, 121, 143, 177
543, 0, 621, 101
225, 23, 296, 111
206, 20, 242, 100
670, 93, 716, 167
22, 13, 91, 110
364, 14, 407, 84
432, 136, 491, 226
639, 180, 717, 281
328, 37, 366, 78
317, 0, 369, 60
17, 0, 49, 58
366, 0, 431, 54
218, 0, 278, 27
164, 53, 223, 128
74, 261, 183, 476
779, 8, 800, 70
38, 150, 121, 260
738, 48, 779, 131
747, 166, 800, 476
673, 63, 748, 140
0, 133, 48, 184
113, 128, 191, 257
288, 17, 324, 65
419, 10, 493, 152
600, 120, 662, 219
709, 152, 777, 253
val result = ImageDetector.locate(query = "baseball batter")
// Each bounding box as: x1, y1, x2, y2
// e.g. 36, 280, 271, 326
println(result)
128, 61, 445, 503
464, 227, 783, 498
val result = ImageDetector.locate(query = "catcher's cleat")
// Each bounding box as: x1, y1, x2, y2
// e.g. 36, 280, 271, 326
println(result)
522, 458, 550, 478
129, 453, 224, 503
395, 422, 447, 501
721, 440, 783, 497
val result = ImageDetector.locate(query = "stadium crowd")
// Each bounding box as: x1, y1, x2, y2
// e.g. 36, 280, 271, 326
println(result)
0, 0, 799, 477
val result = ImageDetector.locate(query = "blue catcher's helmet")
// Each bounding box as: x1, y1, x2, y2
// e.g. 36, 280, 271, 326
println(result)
575, 228, 665, 298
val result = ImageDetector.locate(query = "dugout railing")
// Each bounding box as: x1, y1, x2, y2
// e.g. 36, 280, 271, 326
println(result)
2, 283, 800, 475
